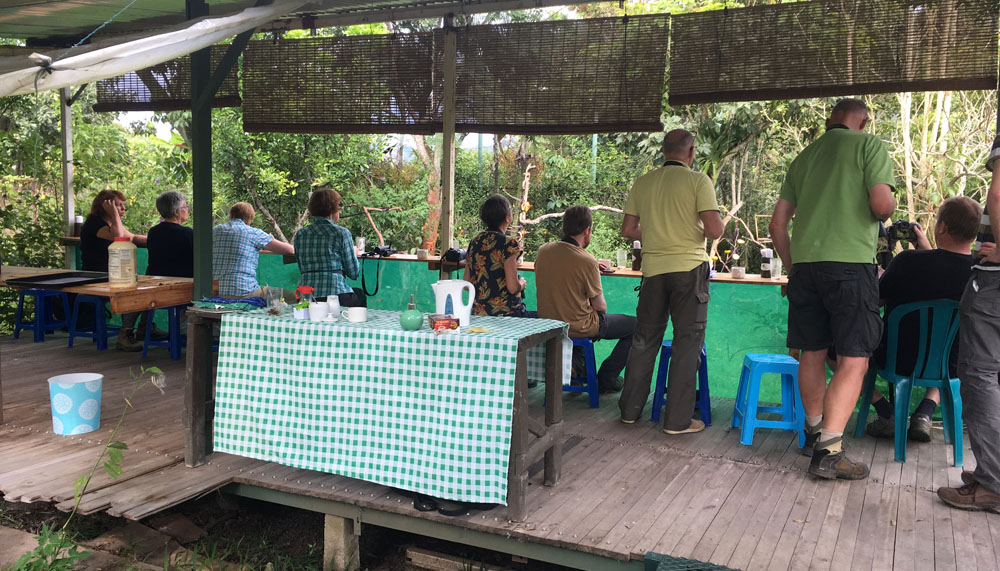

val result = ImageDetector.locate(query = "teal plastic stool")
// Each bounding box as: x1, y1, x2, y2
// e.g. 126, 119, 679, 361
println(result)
730, 353, 805, 447
650, 341, 711, 425
854, 299, 963, 466
14, 289, 70, 343
142, 305, 187, 360
565, 337, 599, 408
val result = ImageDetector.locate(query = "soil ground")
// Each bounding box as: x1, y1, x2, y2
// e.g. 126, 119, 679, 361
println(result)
0, 493, 577, 570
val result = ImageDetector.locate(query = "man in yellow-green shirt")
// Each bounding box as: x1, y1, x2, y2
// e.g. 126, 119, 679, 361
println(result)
619, 129, 724, 433
770, 98, 896, 481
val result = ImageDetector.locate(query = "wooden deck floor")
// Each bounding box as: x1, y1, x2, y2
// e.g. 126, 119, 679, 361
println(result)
1, 334, 996, 570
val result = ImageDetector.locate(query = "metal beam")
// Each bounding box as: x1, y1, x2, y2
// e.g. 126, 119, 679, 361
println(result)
59, 87, 75, 270
258, 0, 609, 32
224, 483, 644, 571
437, 14, 456, 254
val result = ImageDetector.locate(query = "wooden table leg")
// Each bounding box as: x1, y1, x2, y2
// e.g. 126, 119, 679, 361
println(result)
543, 335, 563, 486
184, 313, 212, 467
506, 351, 529, 522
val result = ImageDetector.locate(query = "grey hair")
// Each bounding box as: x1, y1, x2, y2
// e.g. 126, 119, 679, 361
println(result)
662, 129, 695, 157
155, 191, 186, 219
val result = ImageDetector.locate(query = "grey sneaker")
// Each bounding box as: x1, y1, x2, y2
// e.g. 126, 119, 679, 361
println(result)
865, 416, 895, 439
907, 414, 932, 443
809, 439, 870, 480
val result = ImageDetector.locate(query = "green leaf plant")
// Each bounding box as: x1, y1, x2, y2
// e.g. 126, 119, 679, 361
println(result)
3, 366, 165, 570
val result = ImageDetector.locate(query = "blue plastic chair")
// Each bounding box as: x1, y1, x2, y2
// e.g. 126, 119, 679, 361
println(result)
730, 353, 805, 447
854, 299, 963, 466
14, 289, 70, 343
142, 305, 187, 360
650, 341, 711, 425
67, 294, 119, 350
564, 337, 600, 408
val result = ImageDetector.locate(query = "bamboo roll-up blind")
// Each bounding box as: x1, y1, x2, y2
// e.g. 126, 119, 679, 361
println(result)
94, 46, 240, 112
242, 33, 437, 134
437, 15, 669, 134
669, 0, 999, 106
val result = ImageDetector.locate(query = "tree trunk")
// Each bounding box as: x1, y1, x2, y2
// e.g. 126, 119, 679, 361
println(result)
412, 134, 442, 252
899, 92, 915, 223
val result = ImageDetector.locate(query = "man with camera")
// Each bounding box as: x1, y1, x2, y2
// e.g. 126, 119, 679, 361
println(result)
860, 197, 986, 442
937, 146, 1000, 513
770, 99, 896, 480
535, 205, 635, 394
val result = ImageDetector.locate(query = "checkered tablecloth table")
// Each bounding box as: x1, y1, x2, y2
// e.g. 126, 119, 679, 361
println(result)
213, 308, 570, 504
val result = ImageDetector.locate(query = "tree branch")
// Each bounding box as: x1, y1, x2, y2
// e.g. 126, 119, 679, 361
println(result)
523, 205, 622, 225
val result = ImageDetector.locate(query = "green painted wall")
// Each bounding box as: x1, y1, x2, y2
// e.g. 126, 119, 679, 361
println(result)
258, 255, 791, 401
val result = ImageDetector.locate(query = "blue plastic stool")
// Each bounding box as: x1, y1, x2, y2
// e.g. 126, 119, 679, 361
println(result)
650, 341, 711, 425
564, 337, 600, 408
730, 353, 805, 447
67, 294, 119, 350
14, 289, 70, 343
142, 305, 187, 360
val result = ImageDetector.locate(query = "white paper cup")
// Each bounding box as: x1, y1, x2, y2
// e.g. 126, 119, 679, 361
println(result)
308, 301, 329, 321
342, 307, 367, 322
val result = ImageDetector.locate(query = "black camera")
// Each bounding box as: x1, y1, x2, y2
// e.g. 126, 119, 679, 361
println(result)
362, 245, 397, 258
443, 248, 467, 263
886, 220, 918, 244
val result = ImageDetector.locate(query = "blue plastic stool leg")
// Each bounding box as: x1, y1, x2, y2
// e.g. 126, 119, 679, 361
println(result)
696, 347, 711, 426
731, 360, 751, 429
142, 309, 155, 358
650, 344, 672, 422
738, 364, 764, 446
584, 341, 599, 408
13, 291, 26, 339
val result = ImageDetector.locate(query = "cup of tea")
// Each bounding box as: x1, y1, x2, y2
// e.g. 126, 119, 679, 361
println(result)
731, 267, 746, 279
308, 301, 329, 321
342, 307, 367, 323
416, 248, 430, 260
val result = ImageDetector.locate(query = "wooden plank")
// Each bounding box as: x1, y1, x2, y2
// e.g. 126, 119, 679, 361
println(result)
705, 466, 781, 566
785, 469, 836, 570
658, 461, 747, 558
686, 465, 762, 561
741, 467, 807, 570
726, 469, 800, 570
763, 474, 821, 571
931, 441, 958, 571
850, 437, 895, 569
806, 479, 851, 571
968, 511, 996, 571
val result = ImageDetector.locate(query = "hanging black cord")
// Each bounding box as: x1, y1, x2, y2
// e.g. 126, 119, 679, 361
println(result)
361, 256, 381, 297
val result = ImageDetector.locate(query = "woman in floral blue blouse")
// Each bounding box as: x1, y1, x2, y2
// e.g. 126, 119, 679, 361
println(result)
463, 194, 530, 317
294, 187, 364, 307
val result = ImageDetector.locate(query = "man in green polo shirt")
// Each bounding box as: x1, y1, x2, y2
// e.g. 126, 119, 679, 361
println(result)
770, 98, 896, 481
619, 129, 724, 433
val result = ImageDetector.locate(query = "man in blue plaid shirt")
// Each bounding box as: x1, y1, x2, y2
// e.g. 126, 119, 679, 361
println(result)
213, 202, 294, 297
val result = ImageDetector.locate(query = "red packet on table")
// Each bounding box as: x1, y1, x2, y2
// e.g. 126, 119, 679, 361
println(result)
428, 314, 460, 333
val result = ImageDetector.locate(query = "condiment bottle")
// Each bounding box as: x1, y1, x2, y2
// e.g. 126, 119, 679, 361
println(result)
760, 248, 772, 279
400, 294, 423, 331
631, 240, 642, 271
107, 237, 137, 288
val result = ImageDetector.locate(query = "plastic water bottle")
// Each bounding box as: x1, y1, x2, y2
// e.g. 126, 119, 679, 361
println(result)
107, 237, 137, 288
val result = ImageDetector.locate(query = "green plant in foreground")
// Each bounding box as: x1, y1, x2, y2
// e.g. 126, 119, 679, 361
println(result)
3, 366, 165, 571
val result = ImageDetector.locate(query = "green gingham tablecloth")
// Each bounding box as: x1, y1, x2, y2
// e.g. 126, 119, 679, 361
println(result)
213, 308, 571, 504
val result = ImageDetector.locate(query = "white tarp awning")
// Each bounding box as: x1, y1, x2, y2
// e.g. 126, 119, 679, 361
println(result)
0, 0, 307, 97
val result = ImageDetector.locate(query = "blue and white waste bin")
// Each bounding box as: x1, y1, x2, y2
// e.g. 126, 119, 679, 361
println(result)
47, 373, 103, 435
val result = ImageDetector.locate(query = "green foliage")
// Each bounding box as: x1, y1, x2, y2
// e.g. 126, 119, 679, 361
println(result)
3, 523, 90, 571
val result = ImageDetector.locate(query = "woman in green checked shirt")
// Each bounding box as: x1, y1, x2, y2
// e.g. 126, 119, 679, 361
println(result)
294, 188, 364, 307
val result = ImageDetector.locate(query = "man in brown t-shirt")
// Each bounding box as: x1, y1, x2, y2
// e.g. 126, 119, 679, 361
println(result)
535, 206, 636, 393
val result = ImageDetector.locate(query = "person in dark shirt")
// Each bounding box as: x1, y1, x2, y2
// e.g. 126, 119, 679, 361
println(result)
863, 196, 992, 441
79, 189, 149, 351
146, 191, 193, 278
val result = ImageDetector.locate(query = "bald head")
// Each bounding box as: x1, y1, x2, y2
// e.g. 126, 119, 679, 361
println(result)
662, 129, 696, 165
828, 98, 869, 131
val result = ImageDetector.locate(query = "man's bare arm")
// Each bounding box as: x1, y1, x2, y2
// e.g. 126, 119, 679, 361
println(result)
868, 183, 896, 220
621, 214, 641, 241
769, 198, 796, 270
700, 210, 724, 240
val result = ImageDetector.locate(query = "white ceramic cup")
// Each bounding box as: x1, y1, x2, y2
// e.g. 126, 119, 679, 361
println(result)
342, 307, 367, 323
308, 301, 329, 321
731, 267, 746, 279
416, 248, 429, 260
598, 258, 612, 270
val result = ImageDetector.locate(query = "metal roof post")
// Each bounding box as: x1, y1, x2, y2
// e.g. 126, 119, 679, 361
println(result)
438, 14, 457, 254
188, 0, 213, 301
60, 87, 75, 269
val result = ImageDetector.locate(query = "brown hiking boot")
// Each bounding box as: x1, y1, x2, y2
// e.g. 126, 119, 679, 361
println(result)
801, 428, 820, 457
961, 471, 976, 485
115, 330, 142, 352
809, 439, 870, 480
938, 481, 1000, 513
907, 414, 932, 443
865, 416, 895, 439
